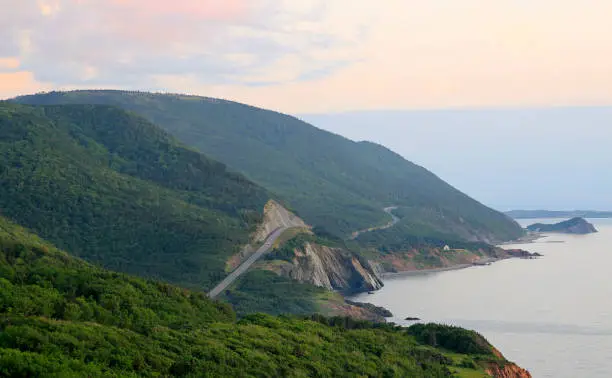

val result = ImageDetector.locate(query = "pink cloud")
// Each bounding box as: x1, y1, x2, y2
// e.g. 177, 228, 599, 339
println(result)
0, 57, 20, 70
106, 0, 250, 21
0, 71, 50, 98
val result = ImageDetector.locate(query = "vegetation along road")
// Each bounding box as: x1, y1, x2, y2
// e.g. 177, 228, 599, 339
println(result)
208, 227, 286, 298
349, 206, 400, 240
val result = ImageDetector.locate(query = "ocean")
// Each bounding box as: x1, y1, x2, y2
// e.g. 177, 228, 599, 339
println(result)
351, 218, 612, 377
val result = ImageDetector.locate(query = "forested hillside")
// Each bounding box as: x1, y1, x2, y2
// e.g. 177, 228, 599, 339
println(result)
14, 91, 523, 243
0, 102, 270, 290
0, 215, 525, 377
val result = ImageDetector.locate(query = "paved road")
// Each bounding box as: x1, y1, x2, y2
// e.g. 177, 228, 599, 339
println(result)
208, 227, 286, 299
349, 206, 400, 240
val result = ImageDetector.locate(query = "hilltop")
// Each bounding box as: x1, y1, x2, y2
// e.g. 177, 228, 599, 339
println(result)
14, 90, 523, 244
526, 217, 598, 234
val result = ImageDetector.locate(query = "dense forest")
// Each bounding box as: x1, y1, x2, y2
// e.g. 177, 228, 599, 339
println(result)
14, 90, 523, 243
0, 102, 270, 290
0, 214, 513, 377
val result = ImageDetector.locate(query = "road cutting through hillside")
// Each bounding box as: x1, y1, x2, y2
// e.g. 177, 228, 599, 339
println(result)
349, 206, 400, 240
208, 227, 286, 299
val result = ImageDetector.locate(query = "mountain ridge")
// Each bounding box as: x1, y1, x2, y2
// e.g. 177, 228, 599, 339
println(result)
13, 90, 524, 245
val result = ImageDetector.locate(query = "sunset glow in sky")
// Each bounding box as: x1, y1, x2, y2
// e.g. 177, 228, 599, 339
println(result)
2, 0, 612, 113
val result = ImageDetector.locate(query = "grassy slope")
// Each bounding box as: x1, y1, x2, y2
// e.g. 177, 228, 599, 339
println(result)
0, 102, 270, 290
14, 90, 523, 243
0, 215, 511, 377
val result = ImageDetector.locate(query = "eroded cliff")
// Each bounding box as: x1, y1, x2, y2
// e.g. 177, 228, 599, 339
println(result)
253, 200, 309, 242
486, 363, 532, 378
263, 241, 383, 293
227, 199, 310, 271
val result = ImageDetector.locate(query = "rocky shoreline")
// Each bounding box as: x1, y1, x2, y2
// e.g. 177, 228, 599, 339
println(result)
378, 248, 541, 279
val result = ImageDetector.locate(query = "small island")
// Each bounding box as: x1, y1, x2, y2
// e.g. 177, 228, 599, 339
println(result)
526, 217, 598, 234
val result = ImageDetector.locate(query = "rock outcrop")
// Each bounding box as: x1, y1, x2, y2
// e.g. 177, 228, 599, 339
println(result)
265, 241, 383, 293
228, 200, 310, 271
526, 217, 597, 234
253, 200, 310, 243
485, 363, 532, 378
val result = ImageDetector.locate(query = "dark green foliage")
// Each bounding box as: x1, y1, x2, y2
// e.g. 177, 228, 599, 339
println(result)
0, 217, 491, 377
14, 90, 523, 243
221, 270, 325, 317
526, 217, 597, 233
0, 102, 270, 290
0, 216, 235, 332
356, 220, 496, 256
407, 323, 496, 356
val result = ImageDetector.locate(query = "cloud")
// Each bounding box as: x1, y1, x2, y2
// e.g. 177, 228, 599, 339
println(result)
4, 0, 612, 112
0, 0, 366, 94
0, 58, 21, 71
0, 71, 50, 98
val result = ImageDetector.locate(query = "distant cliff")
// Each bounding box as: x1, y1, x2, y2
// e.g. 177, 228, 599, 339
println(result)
527, 217, 597, 234
262, 235, 383, 293
507, 209, 612, 219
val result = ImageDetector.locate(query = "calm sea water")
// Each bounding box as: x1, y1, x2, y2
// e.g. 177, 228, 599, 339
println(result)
351, 218, 612, 378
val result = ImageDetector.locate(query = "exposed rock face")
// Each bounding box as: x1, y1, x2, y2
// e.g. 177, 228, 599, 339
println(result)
228, 200, 310, 271
270, 242, 383, 293
526, 217, 597, 234
484, 347, 532, 378
253, 200, 309, 243
322, 300, 387, 322
485, 363, 532, 378
345, 300, 393, 318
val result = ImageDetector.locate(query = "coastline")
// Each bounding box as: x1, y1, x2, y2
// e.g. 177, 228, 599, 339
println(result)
378, 251, 535, 279
380, 259, 501, 279
498, 231, 544, 245
373, 234, 544, 282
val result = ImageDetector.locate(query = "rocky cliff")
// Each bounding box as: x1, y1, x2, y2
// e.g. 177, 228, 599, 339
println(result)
485, 363, 532, 378
527, 217, 597, 234
263, 240, 383, 293
366, 245, 540, 276
227, 200, 310, 271
253, 200, 309, 242
484, 346, 532, 377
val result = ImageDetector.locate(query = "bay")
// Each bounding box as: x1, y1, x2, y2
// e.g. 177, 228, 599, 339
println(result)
351, 218, 612, 377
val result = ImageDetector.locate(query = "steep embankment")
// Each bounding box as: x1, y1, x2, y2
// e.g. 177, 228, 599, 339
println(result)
0, 102, 269, 290
14, 90, 523, 243
226, 199, 310, 271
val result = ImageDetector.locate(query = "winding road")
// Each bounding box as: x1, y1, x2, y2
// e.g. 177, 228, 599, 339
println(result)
349, 206, 400, 240
208, 227, 286, 299
208, 206, 400, 298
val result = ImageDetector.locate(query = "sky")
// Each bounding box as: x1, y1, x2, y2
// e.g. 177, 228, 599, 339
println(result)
2, 0, 612, 210
302, 108, 612, 211
3, 0, 612, 113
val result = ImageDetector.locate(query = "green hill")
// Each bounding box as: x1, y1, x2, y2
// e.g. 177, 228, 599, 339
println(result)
0, 215, 520, 377
14, 90, 523, 243
0, 102, 270, 290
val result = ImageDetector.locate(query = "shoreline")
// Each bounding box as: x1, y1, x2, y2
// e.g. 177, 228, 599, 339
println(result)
380, 261, 496, 279
498, 232, 545, 245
